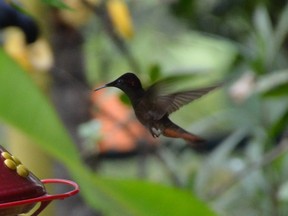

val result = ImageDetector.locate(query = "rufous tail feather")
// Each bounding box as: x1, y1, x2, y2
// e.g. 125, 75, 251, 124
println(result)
162, 117, 205, 147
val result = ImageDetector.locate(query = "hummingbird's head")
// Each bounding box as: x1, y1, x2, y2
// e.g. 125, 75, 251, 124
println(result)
94, 72, 143, 92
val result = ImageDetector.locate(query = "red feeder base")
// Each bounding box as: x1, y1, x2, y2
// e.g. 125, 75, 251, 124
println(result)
0, 179, 79, 216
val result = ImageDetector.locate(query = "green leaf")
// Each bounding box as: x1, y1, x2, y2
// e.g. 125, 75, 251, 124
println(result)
41, 0, 71, 10
268, 107, 288, 140
0, 49, 217, 216
0, 52, 79, 165
9, 1, 31, 16
253, 4, 273, 45
263, 83, 288, 97
253, 4, 274, 67
273, 2, 288, 62
149, 64, 162, 83
119, 92, 131, 106
256, 69, 288, 97
104, 179, 216, 216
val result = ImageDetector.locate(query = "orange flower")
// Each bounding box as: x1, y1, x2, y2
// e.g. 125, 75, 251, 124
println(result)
92, 88, 157, 153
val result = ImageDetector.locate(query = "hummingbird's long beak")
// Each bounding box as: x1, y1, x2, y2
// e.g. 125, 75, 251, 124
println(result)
94, 85, 107, 91
94, 79, 117, 91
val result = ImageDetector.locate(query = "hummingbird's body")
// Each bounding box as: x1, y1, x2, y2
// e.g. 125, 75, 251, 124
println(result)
94, 72, 219, 146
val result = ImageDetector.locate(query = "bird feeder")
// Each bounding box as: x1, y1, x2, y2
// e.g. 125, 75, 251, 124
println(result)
0, 146, 79, 216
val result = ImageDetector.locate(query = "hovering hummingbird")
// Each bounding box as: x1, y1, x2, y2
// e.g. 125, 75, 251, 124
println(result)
94, 72, 219, 146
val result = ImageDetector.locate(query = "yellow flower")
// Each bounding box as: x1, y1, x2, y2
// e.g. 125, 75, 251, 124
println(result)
107, 0, 134, 39
3, 27, 53, 73
3, 27, 33, 71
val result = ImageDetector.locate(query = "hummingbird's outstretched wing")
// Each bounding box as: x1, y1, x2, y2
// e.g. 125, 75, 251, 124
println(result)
158, 85, 219, 114
145, 83, 220, 120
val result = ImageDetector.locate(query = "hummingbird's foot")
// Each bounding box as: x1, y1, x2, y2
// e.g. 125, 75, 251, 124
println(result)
151, 127, 162, 138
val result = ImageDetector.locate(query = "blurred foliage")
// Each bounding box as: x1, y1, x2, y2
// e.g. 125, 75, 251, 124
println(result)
41, 0, 71, 9
1, 0, 288, 216
83, 1, 288, 216
0, 49, 215, 215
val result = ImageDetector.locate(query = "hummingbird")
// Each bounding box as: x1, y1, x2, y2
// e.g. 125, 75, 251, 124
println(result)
94, 72, 219, 147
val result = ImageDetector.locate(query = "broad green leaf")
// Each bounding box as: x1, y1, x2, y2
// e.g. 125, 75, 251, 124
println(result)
0, 49, 217, 216
0, 52, 79, 165
104, 179, 216, 216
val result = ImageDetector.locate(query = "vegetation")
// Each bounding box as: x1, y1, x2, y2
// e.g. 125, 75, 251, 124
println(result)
0, 0, 288, 215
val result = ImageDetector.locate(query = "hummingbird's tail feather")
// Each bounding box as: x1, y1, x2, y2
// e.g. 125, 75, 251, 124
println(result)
163, 128, 204, 143
162, 118, 205, 147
